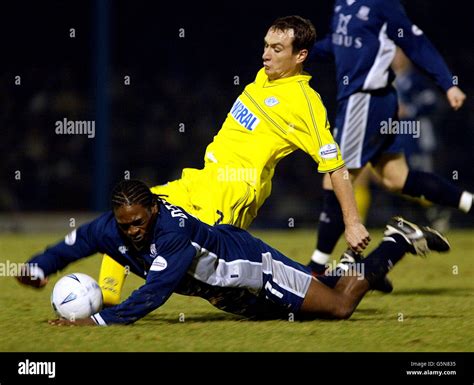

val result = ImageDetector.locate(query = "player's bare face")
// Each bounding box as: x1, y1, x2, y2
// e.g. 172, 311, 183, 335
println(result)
114, 204, 158, 249
262, 28, 300, 80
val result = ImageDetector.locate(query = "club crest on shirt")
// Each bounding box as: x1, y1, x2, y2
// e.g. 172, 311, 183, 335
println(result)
229, 98, 260, 131
150, 243, 157, 257
118, 245, 128, 254
264, 96, 279, 107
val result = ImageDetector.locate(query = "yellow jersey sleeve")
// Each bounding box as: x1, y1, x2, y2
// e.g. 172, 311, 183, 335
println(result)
287, 83, 345, 173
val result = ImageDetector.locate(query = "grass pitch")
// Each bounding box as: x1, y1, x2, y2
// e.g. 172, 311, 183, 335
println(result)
0, 229, 473, 352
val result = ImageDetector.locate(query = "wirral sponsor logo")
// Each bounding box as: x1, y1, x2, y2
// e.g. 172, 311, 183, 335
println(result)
55, 118, 95, 138
380, 118, 420, 138
229, 98, 260, 131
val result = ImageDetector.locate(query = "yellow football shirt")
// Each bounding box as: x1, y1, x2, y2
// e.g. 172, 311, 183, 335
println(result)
204, 67, 345, 209
152, 67, 344, 227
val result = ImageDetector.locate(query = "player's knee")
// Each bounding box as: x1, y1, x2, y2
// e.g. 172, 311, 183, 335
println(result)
332, 300, 355, 320
380, 174, 405, 193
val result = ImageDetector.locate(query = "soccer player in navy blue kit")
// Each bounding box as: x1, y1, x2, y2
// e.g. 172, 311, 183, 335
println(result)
16, 180, 449, 325
307, 0, 471, 275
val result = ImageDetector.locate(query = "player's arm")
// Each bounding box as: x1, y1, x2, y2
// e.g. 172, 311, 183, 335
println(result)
288, 89, 370, 252
329, 167, 370, 253
384, 0, 466, 109
90, 237, 196, 326
16, 215, 105, 289
308, 34, 334, 62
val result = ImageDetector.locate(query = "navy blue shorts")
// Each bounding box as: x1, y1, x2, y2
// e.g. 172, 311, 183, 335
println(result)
175, 237, 313, 318
334, 87, 403, 169
259, 245, 312, 314
183, 225, 314, 317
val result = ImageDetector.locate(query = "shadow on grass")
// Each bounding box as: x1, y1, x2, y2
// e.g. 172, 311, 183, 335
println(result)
349, 313, 461, 321
143, 312, 245, 324
389, 287, 472, 296
144, 308, 385, 324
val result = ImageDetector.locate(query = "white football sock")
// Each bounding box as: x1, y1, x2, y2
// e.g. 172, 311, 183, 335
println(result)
459, 191, 473, 213
311, 249, 330, 265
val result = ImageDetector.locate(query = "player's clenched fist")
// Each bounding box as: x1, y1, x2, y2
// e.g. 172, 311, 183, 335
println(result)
344, 223, 371, 254
446, 86, 466, 110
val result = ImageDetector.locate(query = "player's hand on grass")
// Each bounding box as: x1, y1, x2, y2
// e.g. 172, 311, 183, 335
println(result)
15, 265, 48, 288
446, 86, 466, 110
345, 223, 371, 253
48, 318, 95, 326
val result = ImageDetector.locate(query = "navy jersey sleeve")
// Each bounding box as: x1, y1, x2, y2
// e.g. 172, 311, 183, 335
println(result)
27, 215, 107, 276
93, 235, 196, 325
309, 34, 334, 61
384, 0, 454, 91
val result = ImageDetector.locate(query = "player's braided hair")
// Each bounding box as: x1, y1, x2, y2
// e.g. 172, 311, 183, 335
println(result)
111, 179, 158, 210
270, 15, 316, 55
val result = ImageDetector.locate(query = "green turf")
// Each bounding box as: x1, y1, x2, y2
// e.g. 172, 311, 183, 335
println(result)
0, 229, 473, 352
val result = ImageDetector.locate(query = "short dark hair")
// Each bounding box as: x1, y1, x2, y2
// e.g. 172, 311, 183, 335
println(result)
270, 15, 316, 54
111, 179, 156, 210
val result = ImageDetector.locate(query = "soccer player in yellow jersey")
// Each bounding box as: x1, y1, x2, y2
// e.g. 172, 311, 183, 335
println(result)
99, 15, 370, 305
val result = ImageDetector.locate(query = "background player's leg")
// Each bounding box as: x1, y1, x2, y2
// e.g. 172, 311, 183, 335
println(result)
374, 153, 473, 213
99, 255, 126, 306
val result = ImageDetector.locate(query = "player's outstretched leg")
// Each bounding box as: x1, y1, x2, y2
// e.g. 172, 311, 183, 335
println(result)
402, 170, 473, 215
299, 217, 450, 319
376, 154, 474, 215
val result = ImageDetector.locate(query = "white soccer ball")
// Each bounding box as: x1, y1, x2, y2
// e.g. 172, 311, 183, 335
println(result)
51, 273, 103, 320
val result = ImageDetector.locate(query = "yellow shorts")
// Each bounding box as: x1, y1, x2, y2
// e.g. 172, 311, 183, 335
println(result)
151, 165, 257, 229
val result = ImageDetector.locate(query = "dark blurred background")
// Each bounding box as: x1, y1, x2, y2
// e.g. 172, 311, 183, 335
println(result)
1, 0, 473, 229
